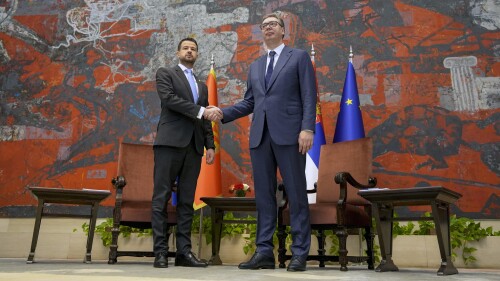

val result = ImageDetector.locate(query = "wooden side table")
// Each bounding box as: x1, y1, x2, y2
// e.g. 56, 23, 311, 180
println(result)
27, 187, 111, 264
358, 186, 462, 276
200, 197, 256, 265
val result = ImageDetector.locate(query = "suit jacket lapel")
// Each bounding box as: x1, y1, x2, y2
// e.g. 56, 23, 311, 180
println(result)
267, 46, 292, 91
174, 65, 195, 103
258, 55, 267, 91
194, 76, 203, 105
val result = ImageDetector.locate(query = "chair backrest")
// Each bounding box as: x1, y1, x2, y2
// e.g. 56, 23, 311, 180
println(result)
118, 143, 154, 204
117, 143, 176, 224
316, 137, 373, 206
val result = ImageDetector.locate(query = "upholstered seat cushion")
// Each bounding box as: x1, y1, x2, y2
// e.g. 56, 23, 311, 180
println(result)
121, 202, 176, 225
281, 203, 370, 226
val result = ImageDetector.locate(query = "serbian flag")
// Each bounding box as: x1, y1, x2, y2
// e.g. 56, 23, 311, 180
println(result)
193, 61, 222, 209
333, 60, 365, 143
305, 45, 326, 204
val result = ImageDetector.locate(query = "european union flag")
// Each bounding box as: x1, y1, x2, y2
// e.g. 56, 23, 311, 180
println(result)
333, 61, 365, 143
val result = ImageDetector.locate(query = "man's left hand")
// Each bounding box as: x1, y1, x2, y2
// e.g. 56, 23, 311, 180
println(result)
206, 148, 215, 164
298, 130, 314, 154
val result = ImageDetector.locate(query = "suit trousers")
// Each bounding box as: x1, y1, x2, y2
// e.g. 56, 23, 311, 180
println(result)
152, 139, 202, 255
250, 122, 311, 258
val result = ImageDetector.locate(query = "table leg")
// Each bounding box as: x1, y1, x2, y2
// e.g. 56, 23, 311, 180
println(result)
209, 207, 223, 265
27, 200, 44, 264
373, 203, 398, 272
84, 202, 99, 263
431, 201, 458, 275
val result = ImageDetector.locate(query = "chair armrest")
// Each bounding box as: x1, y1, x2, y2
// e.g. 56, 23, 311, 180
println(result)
111, 176, 127, 229
307, 182, 318, 194
277, 181, 317, 209
111, 176, 127, 212
334, 172, 377, 190
334, 172, 377, 225
277, 183, 287, 208
111, 176, 127, 189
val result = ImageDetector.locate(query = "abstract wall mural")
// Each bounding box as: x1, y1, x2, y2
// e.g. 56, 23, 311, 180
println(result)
1, 0, 498, 219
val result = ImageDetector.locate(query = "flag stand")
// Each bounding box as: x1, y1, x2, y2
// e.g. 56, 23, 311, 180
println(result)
197, 207, 204, 258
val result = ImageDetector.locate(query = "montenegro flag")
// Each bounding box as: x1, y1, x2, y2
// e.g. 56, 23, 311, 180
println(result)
193, 64, 222, 209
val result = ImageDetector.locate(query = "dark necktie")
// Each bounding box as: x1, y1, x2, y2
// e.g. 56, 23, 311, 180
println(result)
265, 51, 276, 89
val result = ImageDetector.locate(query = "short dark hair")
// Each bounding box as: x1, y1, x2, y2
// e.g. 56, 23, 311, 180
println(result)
177, 38, 198, 51
262, 13, 285, 38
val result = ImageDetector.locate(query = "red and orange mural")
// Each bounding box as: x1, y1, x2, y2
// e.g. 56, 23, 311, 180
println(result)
1, 1, 498, 218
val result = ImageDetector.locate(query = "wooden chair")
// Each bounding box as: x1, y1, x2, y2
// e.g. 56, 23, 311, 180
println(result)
108, 142, 177, 264
277, 137, 377, 271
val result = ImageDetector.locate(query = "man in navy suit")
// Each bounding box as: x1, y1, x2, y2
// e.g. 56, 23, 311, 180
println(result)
152, 38, 222, 268
220, 13, 316, 271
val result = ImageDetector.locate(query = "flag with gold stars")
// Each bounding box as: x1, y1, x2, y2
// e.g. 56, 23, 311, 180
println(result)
333, 61, 365, 142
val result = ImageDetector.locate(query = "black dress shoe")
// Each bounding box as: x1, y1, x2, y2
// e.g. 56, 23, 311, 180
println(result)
154, 252, 168, 268
175, 252, 208, 267
238, 252, 275, 270
287, 255, 306, 272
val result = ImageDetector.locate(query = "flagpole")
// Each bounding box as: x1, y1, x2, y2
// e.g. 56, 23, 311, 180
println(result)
311, 43, 315, 62
349, 45, 364, 261
349, 45, 353, 63
197, 54, 216, 260
197, 208, 203, 258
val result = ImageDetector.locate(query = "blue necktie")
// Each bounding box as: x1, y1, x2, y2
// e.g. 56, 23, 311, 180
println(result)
185, 69, 198, 103
265, 51, 276, 89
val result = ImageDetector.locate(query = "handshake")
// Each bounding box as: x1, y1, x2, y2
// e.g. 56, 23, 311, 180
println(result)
203, 106, 223, 122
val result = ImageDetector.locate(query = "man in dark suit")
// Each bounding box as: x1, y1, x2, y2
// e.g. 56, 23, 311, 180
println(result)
152, 37, 222, 268
220, 14, 316, 271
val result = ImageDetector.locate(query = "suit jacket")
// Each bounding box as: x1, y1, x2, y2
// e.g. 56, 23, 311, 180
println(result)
154, 65, 215, 155
222, 46, 316, 148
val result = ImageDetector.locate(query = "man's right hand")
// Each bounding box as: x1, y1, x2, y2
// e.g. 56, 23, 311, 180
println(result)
203, 106, 223, 121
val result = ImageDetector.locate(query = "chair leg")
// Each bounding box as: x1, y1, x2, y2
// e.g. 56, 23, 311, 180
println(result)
166, 224, 173, 255
277, 223, 287, 268
316, 230, 326, 267
364, 226, 375, 270
108, 225, 119, 264
336, 228, 348, 271
109, 177, 125, 264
